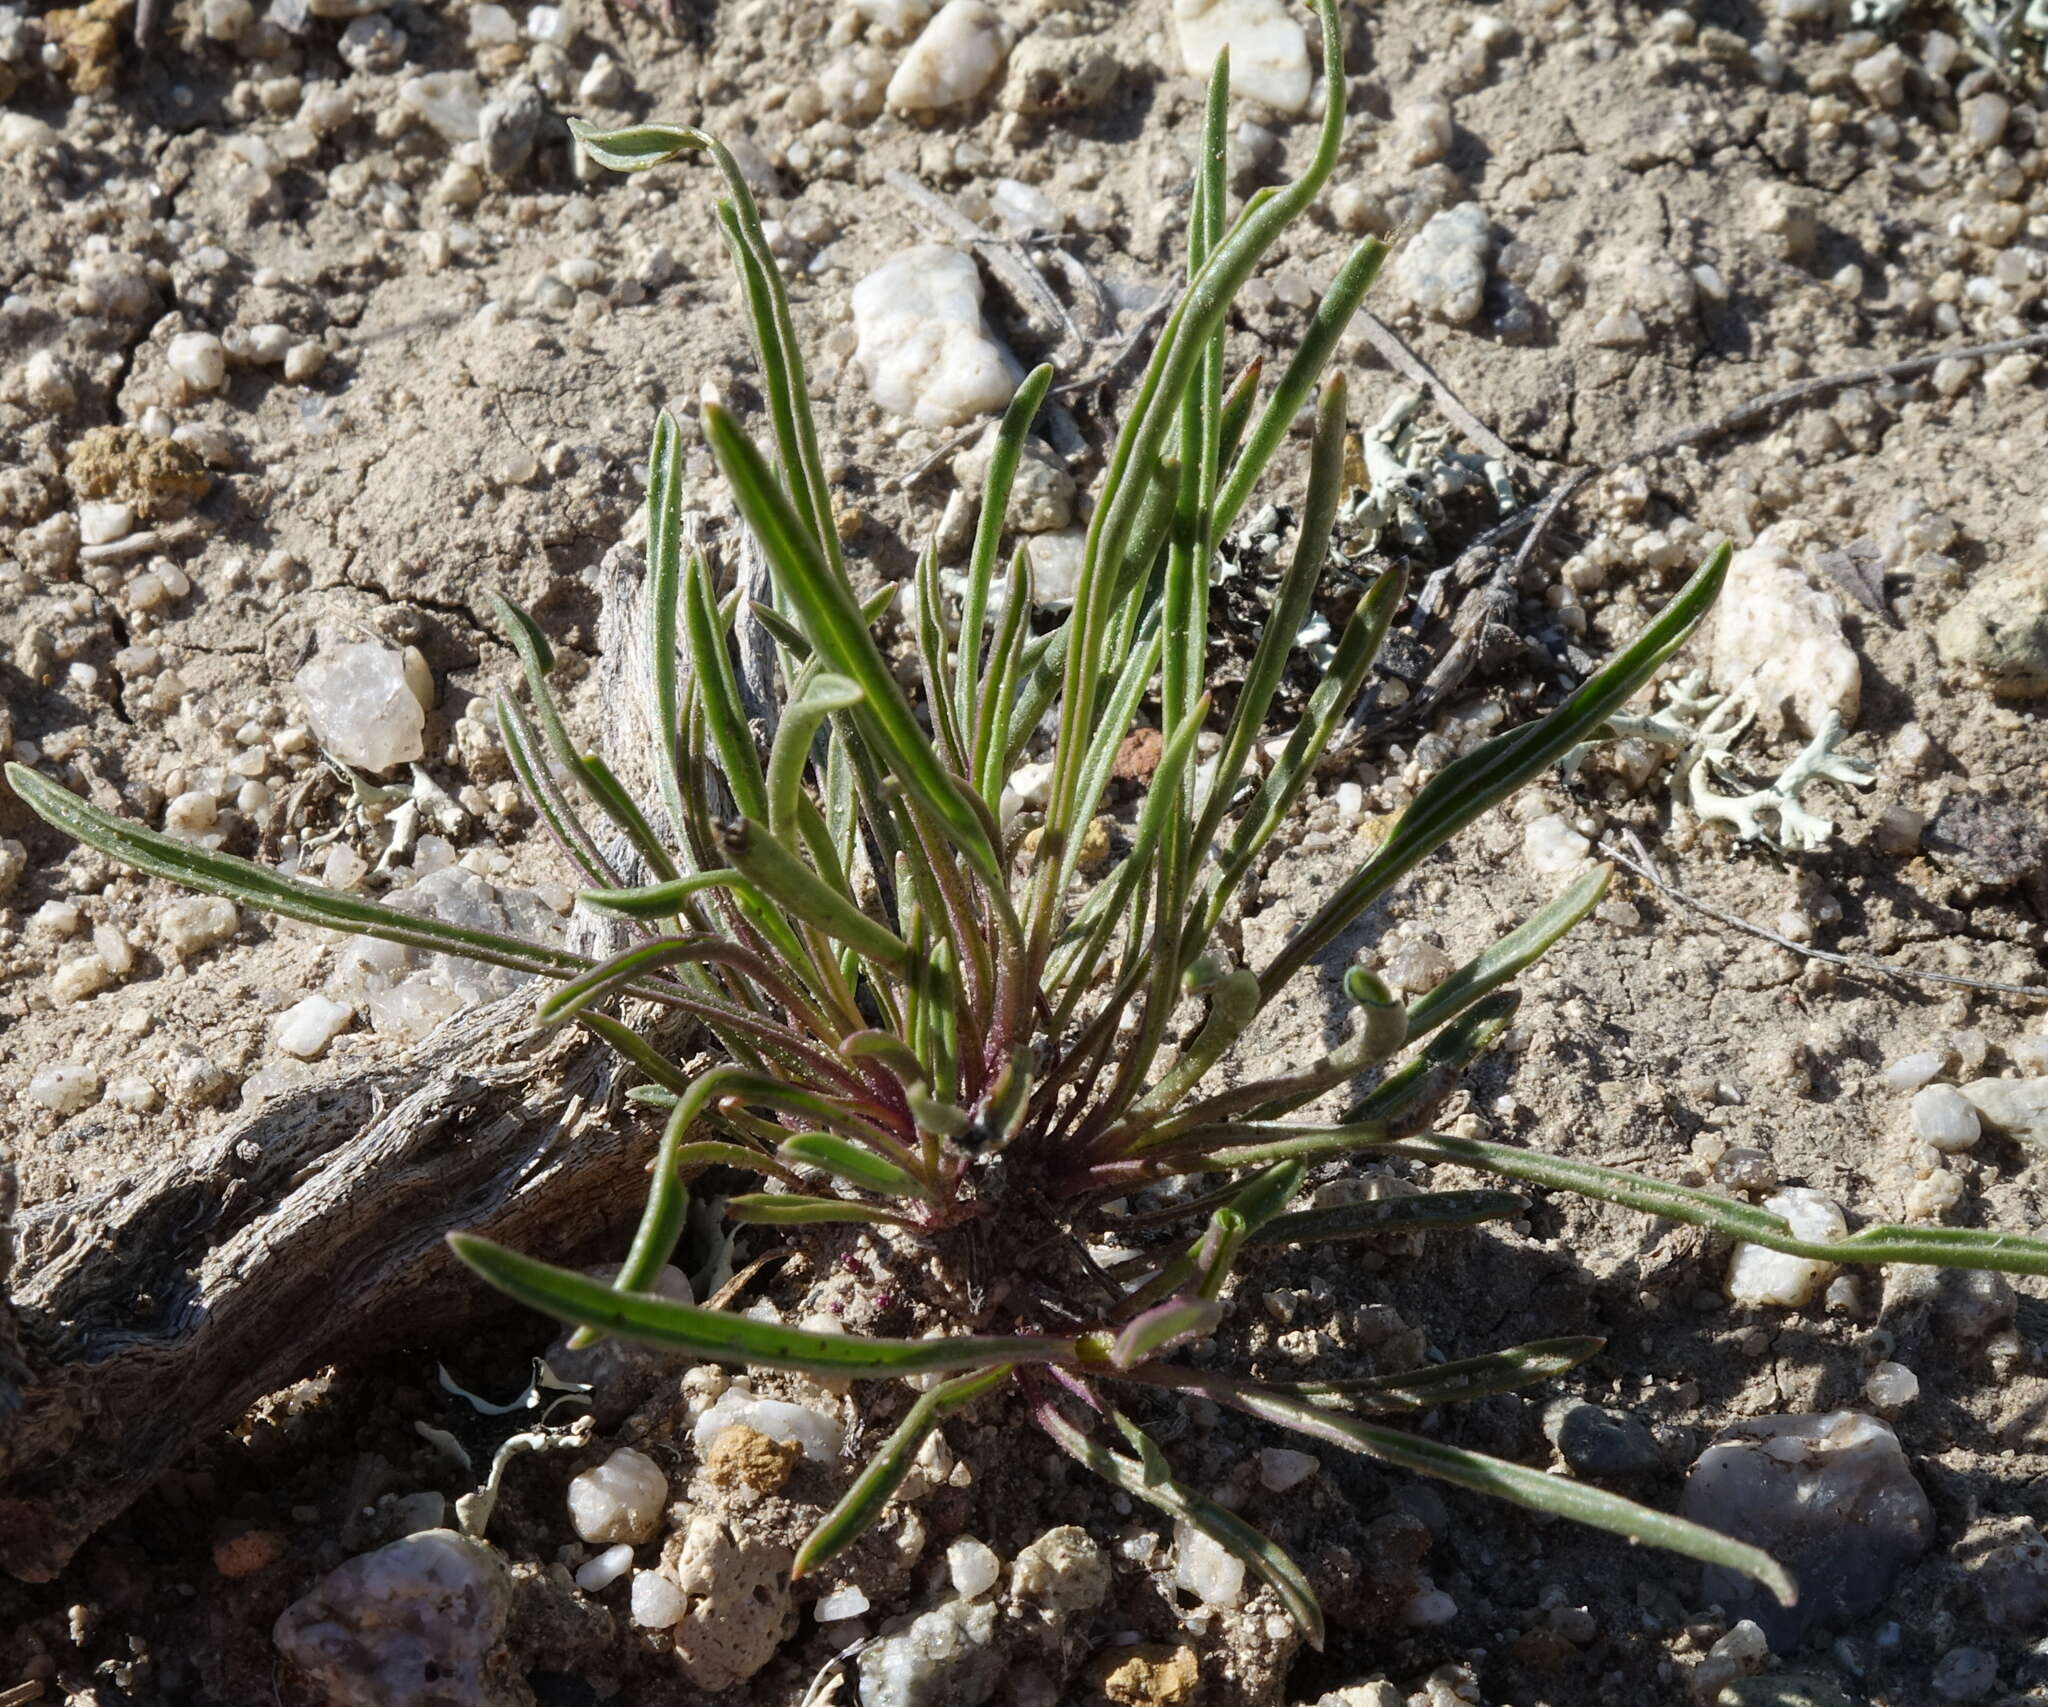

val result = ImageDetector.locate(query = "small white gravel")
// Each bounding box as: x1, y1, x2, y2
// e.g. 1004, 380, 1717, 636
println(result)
1883, 1051, 1946, 1091
1258, 1447, 1319, 1492
1726, 1187, 1845, 1307
629, 1568, 686, 1629
28, 1065, 102, 1114
814, 1586, 870, 1622
167, 331, 227, 391
573, 1543, 634, 1592
1173, 1518, 1246, 1608
1910, 1084, 1981, 1152
947, 1536, 1001, 1600
1865, 1361, 1920, 1410
275, 994, 353, 1059
567, 1448, 669, 1545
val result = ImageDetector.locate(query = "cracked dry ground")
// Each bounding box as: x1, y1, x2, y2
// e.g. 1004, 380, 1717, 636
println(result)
3, 0, 2048, 1704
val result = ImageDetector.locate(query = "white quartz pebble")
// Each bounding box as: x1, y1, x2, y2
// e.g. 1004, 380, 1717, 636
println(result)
1258, 1447, 1319, 1492
1910, 1085, 1981, 1152
886, 0, 1008, 113
567, 1447, 670, 1545
168, 331, 227, 392
1727, 1187, 1846, 1307
1523, 812, 1592, 875
574, 1543, 634, 1592
275, 994, 353, 1059
1883, 1051, 1946, 1091
691, 1389, 843, 1464
1173, 1518, 1246, 1607
1171, 0, 1311, 114
28, 1065, 102, 1114
629, 1569, 686, 1628
815, 1586, 871, 1622
295, 642, 428, 773
947, 1536, 1001, 1600
852, 245, 1021, 429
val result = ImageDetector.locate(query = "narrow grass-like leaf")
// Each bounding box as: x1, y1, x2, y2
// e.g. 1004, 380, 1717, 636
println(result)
578, 869, 754, 919
1110, 1297, 1222, 1369
705, 402, 1004, 890
1213, 236, 1389, 539
1383, 1131, 2048, 1277
1160, 1373, 1797, 1607
683, 553, 771, 826
7, 765, 593, 981
1191, 375, 1350, 861
958, 364, 1055, 743
496, 696, 618, 889
778, 1133, 929, 1200
1040, 1403, 1325, 1647
646, 408, 690, 844
718, 817, 913, 971
767, 672, 863, 845
1272, 1336, 1605, 1412
1246, 1189, 1525, 1247
1404, 865, 1611, 1040
453, 1236, 1075, 1373
795, 1366, 1013, 1578
671, 1140, 803, 1186
1259, 544, 1730, 999
725, 1194, 912, 1227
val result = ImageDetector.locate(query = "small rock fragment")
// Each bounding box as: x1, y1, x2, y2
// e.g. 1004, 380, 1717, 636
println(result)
275, 994, 353, 1060
1726, 1187, 1844, 1307
664, 1515, 794, 1690
1387, 202, 1491, 325
858, 1598, 1001, 1707
1003, 33, 1120, 115
691, 1388, 842, 1463
28, 1065, 101, 1115
399, 71, 485, 142
167, 331, 228, 393
1546, 1399, 1661, 1479
1086, 1644, 1201, 1707
1172, 0, 1312, 114
631, 1568, 687, 1629
852, 245, 1022, 428
1936, 551, 2048, 700
566, 1447, 669, 1545
1523, 812, 1591, 875
1910, 1084, 1980, 1152
159, 895, 240, 957
1258, 1447, 1318, 1491
1956, 1077, 2048, 1149
1681, 1412, 1931, 1646
887, 1, 1009, 113
703, 1423, 802, 1493
948, 1536, 1001, 1600
478, 80, 543, 178
1012, 1525, 1112, 1616
574, 1543, 633, 1592
296, 642, 428, 773
1172, 1519, 1244, 1608
1712, 542, 1861, 736
273, 1530, 518, 1707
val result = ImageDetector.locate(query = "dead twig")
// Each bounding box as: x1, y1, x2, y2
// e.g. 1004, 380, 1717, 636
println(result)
1601, 829, 2048, 1005
1350, 309, 1542, 481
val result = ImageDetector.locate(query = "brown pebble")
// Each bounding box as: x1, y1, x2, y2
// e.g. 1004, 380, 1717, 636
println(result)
703, 1422, 803, 1493
1111, 727, 1162, 784
1087, 1643, 1200, 1707
212, 1529, 286, 1578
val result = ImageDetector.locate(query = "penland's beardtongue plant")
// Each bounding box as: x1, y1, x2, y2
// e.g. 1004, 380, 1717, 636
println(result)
15, 0, 2048, 1643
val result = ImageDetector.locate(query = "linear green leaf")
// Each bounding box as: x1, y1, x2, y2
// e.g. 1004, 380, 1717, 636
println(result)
7, 764, 592, 981
1404, 865, 1611, 1040
1273, 1336, 1605, 1413
725, 1194, 911, 1227
1040, 1404, 1325, 1647
452, 1236, 1074, 1373
778, 1133, 929, 1200
795, 1367, 1012, 1577
1169, 1373, 1797, 1607
1259, 543, 1730, 999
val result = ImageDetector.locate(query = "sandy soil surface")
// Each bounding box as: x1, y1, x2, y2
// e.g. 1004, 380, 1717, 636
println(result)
2, 0, 2047, 1703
